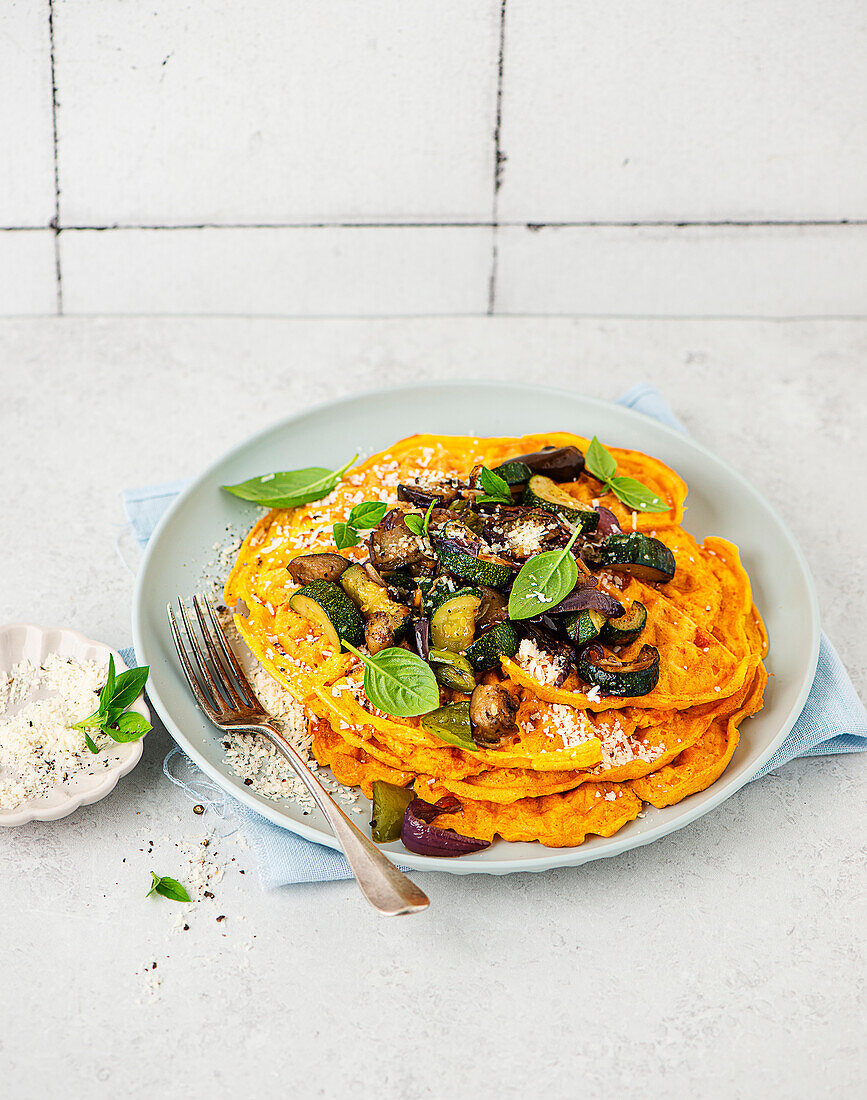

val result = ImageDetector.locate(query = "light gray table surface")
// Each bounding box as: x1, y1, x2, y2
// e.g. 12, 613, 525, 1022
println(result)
1, 317, 865, 1099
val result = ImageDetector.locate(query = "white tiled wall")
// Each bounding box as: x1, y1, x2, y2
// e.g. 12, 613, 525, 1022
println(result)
2, 1, 865, 317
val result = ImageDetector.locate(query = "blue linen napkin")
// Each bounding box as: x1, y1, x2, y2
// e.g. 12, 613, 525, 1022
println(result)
122, 386, 867, 887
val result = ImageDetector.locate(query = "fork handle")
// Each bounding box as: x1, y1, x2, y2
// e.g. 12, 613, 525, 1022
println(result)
254, 721, 429, 916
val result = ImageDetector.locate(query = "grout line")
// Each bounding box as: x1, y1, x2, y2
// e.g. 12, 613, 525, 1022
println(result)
47, 0, 62, 315
487, 0, 508, 315
0, 219, 861, 232
10, 311, 866, 322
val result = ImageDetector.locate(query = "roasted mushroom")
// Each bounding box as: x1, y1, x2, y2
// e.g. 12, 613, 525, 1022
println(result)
287, 552, 352, 585
469, 684, 519, 746
475, 585, 509, 630
368, 509, 436, 573
364, 610, 398, 655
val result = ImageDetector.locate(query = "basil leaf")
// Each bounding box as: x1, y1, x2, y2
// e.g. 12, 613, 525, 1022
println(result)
102, 653, 116, 710
333, 522, 360, 550
72, 709, 101, 731
422, 500, 436, 539
222, 455, 356, 508
108, 711, 152, 741
347, 501, 388, 529
607, 476, 669, 513
585, 436, 617, 482
84, 732, 99, 755
404, 514, 425, 536
108, 666, 150, 711
508, 530, 580, 620
147, 873, 191, 903
478, 466, 512, 504
344, 643, 440, 718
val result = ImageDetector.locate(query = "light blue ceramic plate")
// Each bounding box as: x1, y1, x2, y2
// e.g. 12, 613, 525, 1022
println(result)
132, 382, 819, 875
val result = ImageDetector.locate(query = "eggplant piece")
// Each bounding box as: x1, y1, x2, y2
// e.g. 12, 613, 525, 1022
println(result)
412, 617, 431, 661
287, 552, 352, 585
483, 509, 567, 561
397, 478, 463, 509
521, 623, 574, 687
469, 684, 519, 746
475, 586, 509, 631
508, 445, 585, 482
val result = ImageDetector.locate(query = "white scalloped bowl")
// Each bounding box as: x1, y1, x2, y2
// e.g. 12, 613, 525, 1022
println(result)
0, 624, 148, 826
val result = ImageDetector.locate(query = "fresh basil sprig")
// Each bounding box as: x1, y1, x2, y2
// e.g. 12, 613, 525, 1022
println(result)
476, 465, 513, 505
585, 437, 668, 513
74, 655, 152, 753
147, 872, 192, 903
222, 455, 357, 508
404, 501, 435, 539
332, 499, 390, 550
508, 529, 581, 620
343, 643, 440, 718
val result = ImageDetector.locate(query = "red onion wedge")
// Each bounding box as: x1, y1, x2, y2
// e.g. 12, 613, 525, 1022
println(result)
546, 582, 625, 619
594, 506, 621, 537
413, 617, 431, 661
401, 797, 490, 857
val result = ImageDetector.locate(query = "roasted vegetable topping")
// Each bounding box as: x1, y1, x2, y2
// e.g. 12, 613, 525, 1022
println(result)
522, 475, 599, 534
288, 580, 364, 650
583, 532, 676, 584
287, 552, 352, 585
370, 780, 414, 843
428, 649, 477, 693
576, 643, 661, 697
600, 600, 647, 646
509, 445, 585, 482
469, 684, 519, 746
430, 593, 482, 653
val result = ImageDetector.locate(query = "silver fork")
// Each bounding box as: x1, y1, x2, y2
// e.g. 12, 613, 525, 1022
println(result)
167, 594, 429, 916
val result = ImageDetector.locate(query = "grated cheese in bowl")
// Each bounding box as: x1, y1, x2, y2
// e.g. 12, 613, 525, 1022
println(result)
0, 653, 112, 811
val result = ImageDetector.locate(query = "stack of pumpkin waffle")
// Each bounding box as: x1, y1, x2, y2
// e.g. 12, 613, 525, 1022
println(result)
225, 433, 767, 849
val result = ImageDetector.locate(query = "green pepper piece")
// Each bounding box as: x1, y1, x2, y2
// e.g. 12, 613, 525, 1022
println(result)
428, 649, 476, 693
420, 701, 477, 752
370, 780, 414, 843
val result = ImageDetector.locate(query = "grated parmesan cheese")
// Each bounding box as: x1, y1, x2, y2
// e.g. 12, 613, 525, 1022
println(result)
0, 654, 111, 810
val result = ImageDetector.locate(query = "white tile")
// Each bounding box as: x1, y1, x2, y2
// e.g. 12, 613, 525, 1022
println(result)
0, 231, 57, 314
495, 225, 867, 316
499, 0, 867, 222
60, 227, 492, 315
55, 0, 500, 226
0, 2, 56, 226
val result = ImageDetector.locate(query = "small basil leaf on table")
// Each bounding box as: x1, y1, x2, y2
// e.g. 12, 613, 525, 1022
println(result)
508, 529, 581, 620
147, 872, 192, 903
222, 455, 357, 508
347, 501, 388, 529
343, 643, 440, 718
333, 522, 360, 550
606, 476, 668, 513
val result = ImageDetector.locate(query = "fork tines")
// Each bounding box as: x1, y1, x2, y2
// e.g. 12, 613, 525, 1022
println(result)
168, 595, 256, 722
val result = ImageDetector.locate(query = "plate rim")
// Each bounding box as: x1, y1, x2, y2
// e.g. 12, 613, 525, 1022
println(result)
0, 623, 148, 827
132, 380, 820, 874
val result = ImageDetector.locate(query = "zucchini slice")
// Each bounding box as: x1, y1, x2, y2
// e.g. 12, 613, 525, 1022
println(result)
600, 600, 647, 646
289, 580, 364, 650
430, 593, 482, 653
340, 564, 411, 641
522, 475, 599, 534
491, 460, 533, 486
435, 544, 513, 589
465, 622, 520, 672
576, 643, 660, 697
428, 649, 477, 693
585, 533, 676, 584
563, 608, 606, 646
